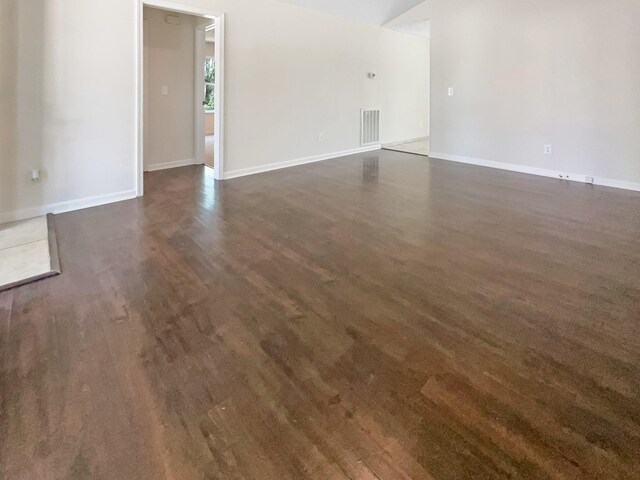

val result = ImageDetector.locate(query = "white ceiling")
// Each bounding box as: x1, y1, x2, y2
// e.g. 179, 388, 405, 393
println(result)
279, 0, 426, 27
386, 19, 430, 38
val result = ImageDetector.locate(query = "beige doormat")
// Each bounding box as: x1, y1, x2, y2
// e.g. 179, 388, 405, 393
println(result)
0, 214, 61, 292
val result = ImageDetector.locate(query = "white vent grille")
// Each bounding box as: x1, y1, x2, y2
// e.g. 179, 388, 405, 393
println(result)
361, 109, 380, 146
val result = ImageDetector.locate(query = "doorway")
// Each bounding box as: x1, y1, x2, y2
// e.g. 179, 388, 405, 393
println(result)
137, 0, 225, 197
203, 24, 216, 168
381, 19, 430, 157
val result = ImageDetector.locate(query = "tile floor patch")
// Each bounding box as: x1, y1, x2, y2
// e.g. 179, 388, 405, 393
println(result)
384, 139, 429, 156
0, 216, 48, 250
0, 216, 58, 291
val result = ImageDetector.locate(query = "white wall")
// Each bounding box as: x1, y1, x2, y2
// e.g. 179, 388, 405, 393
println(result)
397, 0, 640, 188
144, 8, 197, 171
1, 0, 46, 219
0, 0, 429, 222
381, 37, 430, 144
216, 0, 428, 172
0, 0, 19, 214
1, 0, 139, 223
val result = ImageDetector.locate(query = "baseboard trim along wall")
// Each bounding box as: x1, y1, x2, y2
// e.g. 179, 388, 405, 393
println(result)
0, 189, 138, 224
224, 145, 382, 180
7, 147, 634, 225
1, 148, 381, 224
429, 152, 640, 193
144, 158, 200, 172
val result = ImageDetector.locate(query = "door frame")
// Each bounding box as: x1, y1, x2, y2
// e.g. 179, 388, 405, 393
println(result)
196, 23, 217, 169
136, 0, 226, 196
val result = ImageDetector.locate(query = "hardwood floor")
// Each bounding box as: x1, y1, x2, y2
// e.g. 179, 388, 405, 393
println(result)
2, 151, 640, 479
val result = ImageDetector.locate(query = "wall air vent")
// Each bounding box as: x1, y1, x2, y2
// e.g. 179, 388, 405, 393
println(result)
361, 109, 380, 146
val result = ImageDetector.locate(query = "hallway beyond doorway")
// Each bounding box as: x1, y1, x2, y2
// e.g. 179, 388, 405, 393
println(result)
205, 134, 215, 168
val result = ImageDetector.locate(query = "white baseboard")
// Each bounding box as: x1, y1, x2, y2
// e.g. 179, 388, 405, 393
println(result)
0, 189, 138, 224
429, 152, 640, 193
383, 136, 429, 148
224, 145, 382, 180
145, 158, 200, 172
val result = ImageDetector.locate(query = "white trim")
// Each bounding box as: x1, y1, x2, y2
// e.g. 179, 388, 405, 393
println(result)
429, 152, 640, 193
194, 27, 206, 166
383, 136, 429, 148
136, 0, 144, 197
589, 177, 640, 192
213, 14, 225, 180
0, 190, 138, 224
137, 1, 225, 196
145, 158, 200, 172
140, 0, 220, 19
225, 145, 382, 180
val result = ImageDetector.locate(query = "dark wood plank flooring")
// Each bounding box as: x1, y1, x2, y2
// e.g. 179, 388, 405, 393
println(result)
2, 150, 640, 479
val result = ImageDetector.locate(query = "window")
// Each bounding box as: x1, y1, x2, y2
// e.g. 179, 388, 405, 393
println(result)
204, 57, 215, 111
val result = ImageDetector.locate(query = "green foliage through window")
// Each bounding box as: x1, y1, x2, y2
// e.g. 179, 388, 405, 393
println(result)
204, 58, 215, 110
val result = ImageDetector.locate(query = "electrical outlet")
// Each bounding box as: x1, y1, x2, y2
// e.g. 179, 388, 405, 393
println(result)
294, 135, 301, 146
318, 133, 325, 143
448, 87, 454, 97
544, 144, 552, 155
